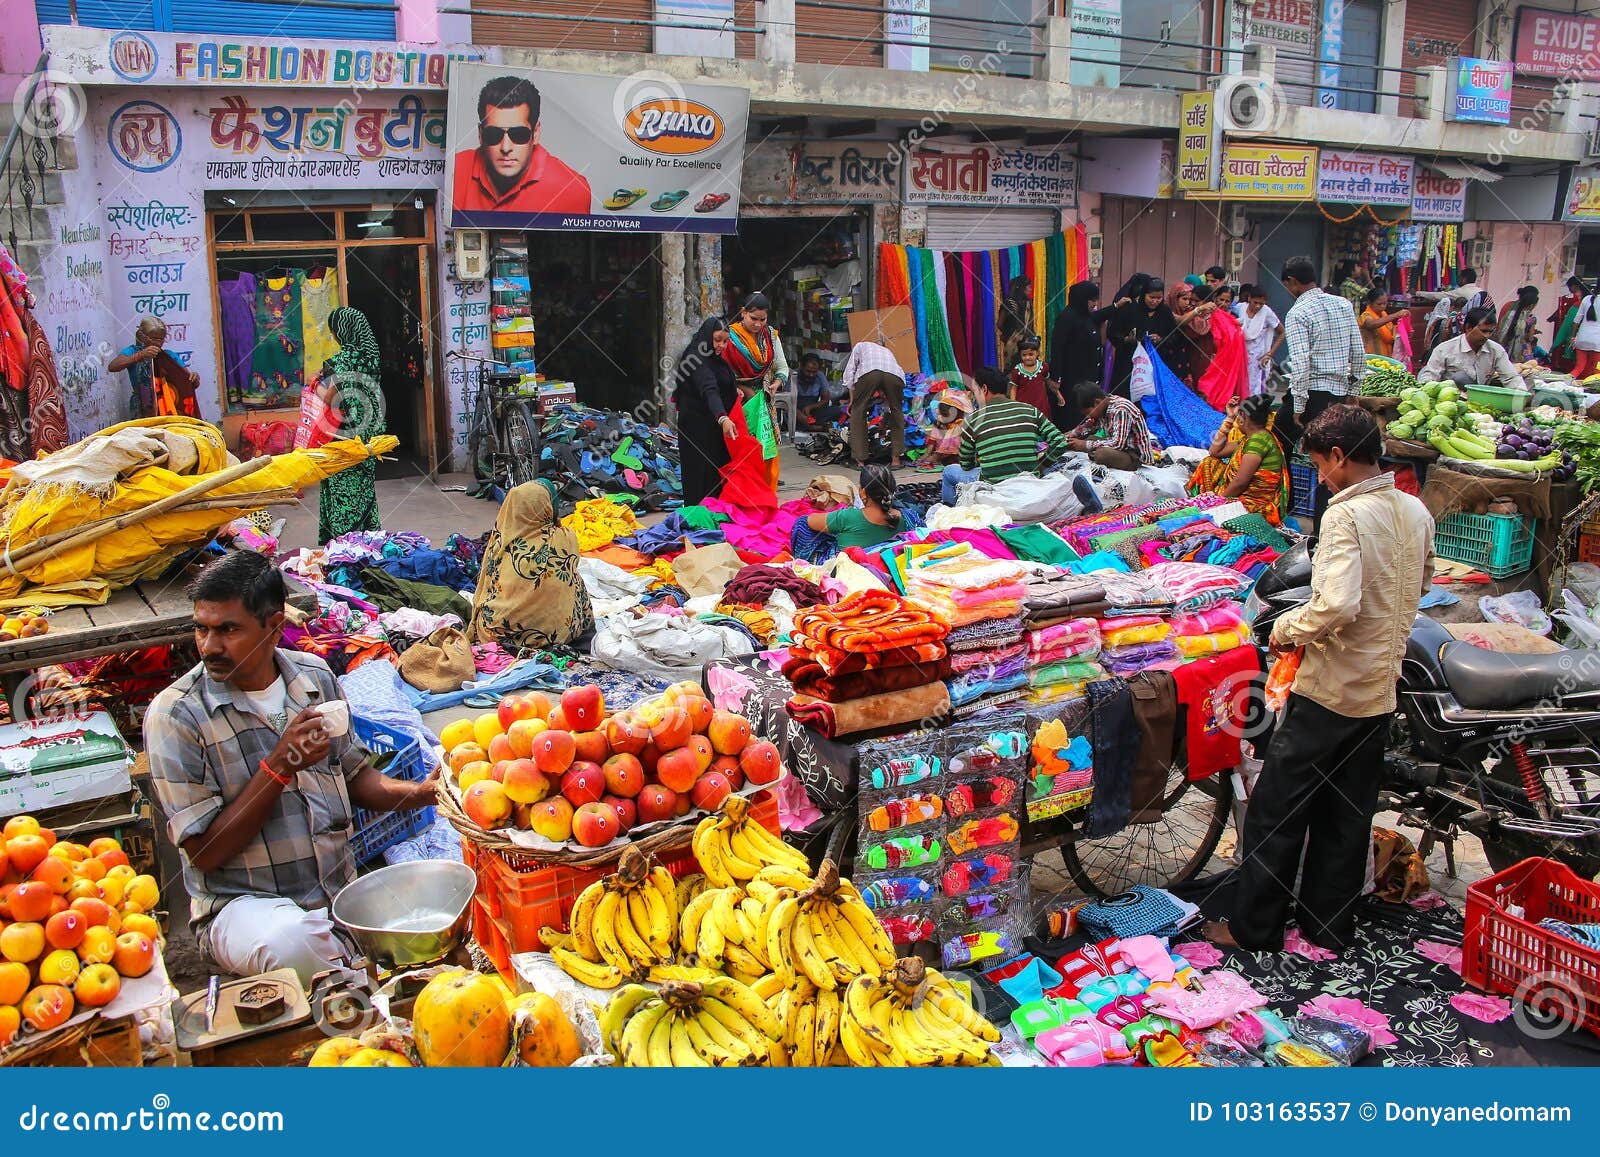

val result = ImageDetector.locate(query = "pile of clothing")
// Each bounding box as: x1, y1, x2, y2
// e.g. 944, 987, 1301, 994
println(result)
783, 590, 952, 738
539, 407, 681, 510
898, 548, 1032, 713
1026, 617, 1105, 704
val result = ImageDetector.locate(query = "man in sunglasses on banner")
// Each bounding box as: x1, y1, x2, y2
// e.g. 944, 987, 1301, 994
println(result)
452, 75, 592, 215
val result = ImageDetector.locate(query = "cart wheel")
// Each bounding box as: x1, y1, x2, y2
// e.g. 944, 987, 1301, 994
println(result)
1058, 765, 1232, 898
501, 402, 539, 489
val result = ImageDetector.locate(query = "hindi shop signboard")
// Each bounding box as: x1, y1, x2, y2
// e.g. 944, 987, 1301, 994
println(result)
445, 62, 749, 234
1218, 144, 1317, 200
1447, 58, 1513, 124
1411, 168, 1468, 222
901, 143, 1078, 209
1315, 150, 1413, 206
1176, 91, 1216, 192
1513, 7, 1600, 83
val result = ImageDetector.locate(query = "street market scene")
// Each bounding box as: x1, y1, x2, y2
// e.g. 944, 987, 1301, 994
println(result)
7, 0, 1600, 1087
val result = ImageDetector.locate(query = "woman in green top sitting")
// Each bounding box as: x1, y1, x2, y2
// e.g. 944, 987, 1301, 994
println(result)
1187, 394, 1289, 525
806, 464, 904, 549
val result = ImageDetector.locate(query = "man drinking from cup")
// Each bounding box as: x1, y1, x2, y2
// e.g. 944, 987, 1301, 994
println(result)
145, 552, 438, 984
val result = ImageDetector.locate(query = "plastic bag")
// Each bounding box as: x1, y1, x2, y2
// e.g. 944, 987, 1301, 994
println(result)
293, 385, 338, 450
1555, 589, 1600, 649
1478, 589, 1553, 636
1264, 649, 1302, 714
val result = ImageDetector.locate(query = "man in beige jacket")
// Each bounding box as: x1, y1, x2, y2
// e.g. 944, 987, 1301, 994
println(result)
1208, 405, 1434, 952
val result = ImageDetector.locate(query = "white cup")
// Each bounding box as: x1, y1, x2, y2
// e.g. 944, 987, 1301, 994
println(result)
315, 700, 350, 738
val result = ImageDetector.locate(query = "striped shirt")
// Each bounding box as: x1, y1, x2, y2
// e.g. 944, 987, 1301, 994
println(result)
1284, 287, 1366, 411
959, 396, 1071, 482
842, 341, 905, 391
145, 649, 367, 939
1069, 395, 1155, 465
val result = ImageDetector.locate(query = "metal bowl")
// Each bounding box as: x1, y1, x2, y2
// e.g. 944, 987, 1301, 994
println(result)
333, 860, 476, 971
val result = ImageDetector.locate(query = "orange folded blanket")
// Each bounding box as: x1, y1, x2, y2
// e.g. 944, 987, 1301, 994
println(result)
790, 589, 950, 653
785, 681, 952, 740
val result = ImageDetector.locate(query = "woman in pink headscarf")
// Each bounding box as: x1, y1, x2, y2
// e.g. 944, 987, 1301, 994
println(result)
1196, 304, 1250, 410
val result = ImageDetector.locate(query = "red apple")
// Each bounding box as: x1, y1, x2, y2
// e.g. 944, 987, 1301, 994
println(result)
573, 730, 610, 765
463, 780, 513, 830
739, 739, 782, 786
561, 685, 606, 732
672, 791, 693, 818
645, 705, 692, 751
560, 762, 606, 807
497, 693, 541, 732
604, 794, 637, 834
707, 710, 752, 756
502, 759, 550, 805
547, 706, 569, 731
572, 802, 619, 848
602, 753, 644, 798
489, 760, 511, 783
678, 694, 715, 735
710, 755, 744, 791
655, 746, 701, 794
604, 711, 650, 756
528, 797, 575, 842
690, 771, 734, 812
639, 742, 662, 778
532, 729, 577, 775
662, 680, 704, 703
636, 784, 678, 824
685, 734, 714, 774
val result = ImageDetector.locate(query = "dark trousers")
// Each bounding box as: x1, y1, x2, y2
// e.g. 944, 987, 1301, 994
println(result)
1298, 389, 1341, 535
1229, 693, 1387, 951
848, 369, 905, 464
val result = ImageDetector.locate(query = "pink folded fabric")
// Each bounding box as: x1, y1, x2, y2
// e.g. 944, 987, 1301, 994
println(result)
1172, 603, 1246, 636
1096, 614, 1163, 631
1028, 619, 1100, 652
950, 581, 1028, 609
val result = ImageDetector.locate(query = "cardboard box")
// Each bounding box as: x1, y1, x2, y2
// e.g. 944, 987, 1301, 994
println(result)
0, 712, 133, 819
847, 305, 921, 375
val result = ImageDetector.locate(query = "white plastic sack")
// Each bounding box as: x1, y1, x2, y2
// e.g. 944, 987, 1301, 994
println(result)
925, 502, 1013, 531
578, 557, 653, 619
1479, 589, 1553, 636
959, 474, 1083, 523
1129, 340, 1156, 402
1556, 590, 1600, 649
1138, 463, 1193, 500
591, 612, 755, 680
1092, 467, 1159, 509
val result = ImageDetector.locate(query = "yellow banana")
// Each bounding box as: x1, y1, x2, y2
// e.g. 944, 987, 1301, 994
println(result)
807, 903, 862, 985
838, 894, 897, 970
649, 864, 676, 907
646, 963, 720, 984
838, 1009, 880, 1066
691, 1006, 756, 1065
819, 899, 876, 974
619, 999, 668, 1065
844, 976, 890, 1048
755, 865, 814, 890
640, 884, 675, 960
716, 829, 763, 881
645, 1003, 676, 1067
614, 891, 657, 966
538, 925, 574, 951
552, 944, 625, 989
763, 895, 800, 983
791, 1002, 817, 1066
925, 978, 1001, 1043
868, 991, 909, 1066
696, 996, 773, 1064
695, 903, 727, 971
678, 888, 717, 960
710, 887, 743, 945
598, 984, 657, 1056
726, 822, 773, 877
751, 971, 786, 1001
569, 880, 607, 963
733, 906, 763, 960
744, 879, 782, 905
695, 820, 737, 887
701, 976, 784, 1041
911, 1001, 992, 1063
591, 890, 633, 973
813, 987, 840, 1066
668, 1012, 709, 1067
741, 897, 773, 963
723, 941, 766, 978
740, 818, 812, 872
679, 1009, 741, 1066
790, 905, 837, 990
672, 871, 705, 916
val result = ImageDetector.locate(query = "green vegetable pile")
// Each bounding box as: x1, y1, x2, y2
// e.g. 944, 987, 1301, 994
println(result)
1554, 422, 1600, 492
1359, 366, 1417, 397
1389, 382, 1559, 472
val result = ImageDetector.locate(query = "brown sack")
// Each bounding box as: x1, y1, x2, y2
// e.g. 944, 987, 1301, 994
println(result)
397, 626, 475, 693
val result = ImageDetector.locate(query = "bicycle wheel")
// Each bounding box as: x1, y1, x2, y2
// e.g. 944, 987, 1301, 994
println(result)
500, 402, 539, 489
1058, 767, 1232, 897
466, 383, 496, 485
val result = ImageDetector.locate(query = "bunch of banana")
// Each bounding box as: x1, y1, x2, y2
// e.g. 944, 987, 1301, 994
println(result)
677, 883, 775, 984
694, 794, 812, 887
769, 976, 850, 1066
764, 860, 897, 990
603, 978, 785, 1067
551, 847, 678, 989
839, 958, 1001, 1067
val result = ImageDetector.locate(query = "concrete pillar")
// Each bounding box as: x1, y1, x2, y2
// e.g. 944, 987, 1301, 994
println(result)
396, 0, 440, 44
1040, 14, 1070, 85
1417, 66, 1446, 122
1378, 0, 1405, 117
758, 0, 796, 66
1243, 41, 1276, 80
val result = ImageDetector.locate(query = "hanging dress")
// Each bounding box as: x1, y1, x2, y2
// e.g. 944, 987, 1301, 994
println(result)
250, 271, 305, 408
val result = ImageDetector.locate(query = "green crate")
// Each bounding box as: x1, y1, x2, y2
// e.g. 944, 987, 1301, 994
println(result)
1433, 511, 1536, 579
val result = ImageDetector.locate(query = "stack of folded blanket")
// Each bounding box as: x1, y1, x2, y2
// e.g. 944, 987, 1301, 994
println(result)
1142, 562, 1251, 614
1170, 601, 1251, 658
1024, 616, 1105, 703
1022, 574, 1109, 628
784, 590, 951, 738
905, 552, 1031, 628
1100, 615, 1178, 675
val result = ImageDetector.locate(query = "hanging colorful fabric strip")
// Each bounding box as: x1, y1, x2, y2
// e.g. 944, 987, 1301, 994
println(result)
907, 247, 932, 372
919, 248, 960, 374
945, 252, 970, 376
1044, 231, 1067, 357
977, 251, 998, 370
1075, 221, 1090, 282
878, 242, 910, 308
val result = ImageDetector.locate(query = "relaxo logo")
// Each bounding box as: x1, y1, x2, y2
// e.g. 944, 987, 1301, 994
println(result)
624, 99, 723, 155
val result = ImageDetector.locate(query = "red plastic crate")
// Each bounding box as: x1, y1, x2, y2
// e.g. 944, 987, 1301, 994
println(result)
474, 789, 783, 955
471, 896, 514, 985
1462, 857, 1600, 1038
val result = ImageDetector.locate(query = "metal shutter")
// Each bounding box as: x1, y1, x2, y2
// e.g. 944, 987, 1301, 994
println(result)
1401, 0, 1478, 116
1330, 0, 1381, 113
35, 0, 162, 27
167, 0, 394, 37
922, 206, 1058, 250
1246, 0, 1317, 108
1095, 197, 1223, 299
473, 0, 651, 52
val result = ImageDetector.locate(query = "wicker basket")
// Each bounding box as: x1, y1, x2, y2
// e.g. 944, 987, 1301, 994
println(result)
436, 778, 697, 868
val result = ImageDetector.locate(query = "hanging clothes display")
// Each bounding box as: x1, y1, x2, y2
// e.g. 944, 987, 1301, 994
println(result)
877, 227, 1090, 377
301, 267, 340, 382
249, 270, 305, 408
22, 312, 67, 455
217, 272, 257, 407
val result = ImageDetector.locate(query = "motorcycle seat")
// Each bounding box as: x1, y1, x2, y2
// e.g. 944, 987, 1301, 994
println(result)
1439, 640, 1600, 708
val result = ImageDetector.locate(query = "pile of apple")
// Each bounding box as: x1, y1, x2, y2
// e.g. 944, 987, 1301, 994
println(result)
443, 682, 782, 850
0, 815, 162, 1049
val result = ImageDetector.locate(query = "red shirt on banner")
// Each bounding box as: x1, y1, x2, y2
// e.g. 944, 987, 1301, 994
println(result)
451, 145, 592, 214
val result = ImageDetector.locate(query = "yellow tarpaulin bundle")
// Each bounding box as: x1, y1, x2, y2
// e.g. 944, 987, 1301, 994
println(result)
0, 416, 397, 606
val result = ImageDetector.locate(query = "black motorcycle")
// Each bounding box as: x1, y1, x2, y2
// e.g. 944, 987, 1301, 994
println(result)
1247, 542, 1600, 879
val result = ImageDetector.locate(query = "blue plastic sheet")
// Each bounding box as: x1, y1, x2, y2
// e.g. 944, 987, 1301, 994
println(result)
1137, 337, 1225, 450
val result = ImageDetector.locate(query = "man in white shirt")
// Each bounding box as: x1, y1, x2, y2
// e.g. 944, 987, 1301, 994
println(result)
1417, 307, 1524, 389
842, 340, 906, 469
1281, 257, 1366, 421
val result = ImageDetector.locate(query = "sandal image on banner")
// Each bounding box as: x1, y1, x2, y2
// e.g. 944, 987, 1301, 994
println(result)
650, 189, 690, 212
604, 188, 647, 210
694, 192, 731, 212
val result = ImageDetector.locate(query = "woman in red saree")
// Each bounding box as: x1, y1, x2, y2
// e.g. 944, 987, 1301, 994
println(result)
720, 292, 787, 499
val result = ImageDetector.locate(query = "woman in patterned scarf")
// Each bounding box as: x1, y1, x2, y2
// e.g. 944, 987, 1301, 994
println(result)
315, 307, 387, 544
471, 479, 594, 649
720, 292, 788, 495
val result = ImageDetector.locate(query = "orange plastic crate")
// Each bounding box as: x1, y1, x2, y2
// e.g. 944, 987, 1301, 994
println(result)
471, 896, 514, 985
476, 789, 783, 954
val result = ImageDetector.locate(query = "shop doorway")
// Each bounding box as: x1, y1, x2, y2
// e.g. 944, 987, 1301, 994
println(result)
1250, 213, 1324, 333
208, 199, 439, 476
721, 210, 868, 381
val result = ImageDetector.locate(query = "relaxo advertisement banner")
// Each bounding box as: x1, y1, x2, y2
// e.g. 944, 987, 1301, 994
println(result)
445, 63, 749, 234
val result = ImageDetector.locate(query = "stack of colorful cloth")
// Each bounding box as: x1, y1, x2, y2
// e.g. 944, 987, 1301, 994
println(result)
784, 590, 951, 738
1143, 562, 1251, 614
1100, 615, 1178, 675
1170, 602, 1251, 658
1025, 616, 1105, 703
903, 550, 1030, 628
1022, 573, 1109, 627
941, 611, 1028, 710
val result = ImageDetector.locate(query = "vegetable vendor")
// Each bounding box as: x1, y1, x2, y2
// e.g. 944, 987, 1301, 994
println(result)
1415, 306, 1523, 391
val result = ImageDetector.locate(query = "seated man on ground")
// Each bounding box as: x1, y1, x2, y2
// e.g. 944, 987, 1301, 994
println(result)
943, 367, 1098, 510
1065, 382, 1156, 472
145, 552, 438, 985
793, 351, 842, 428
